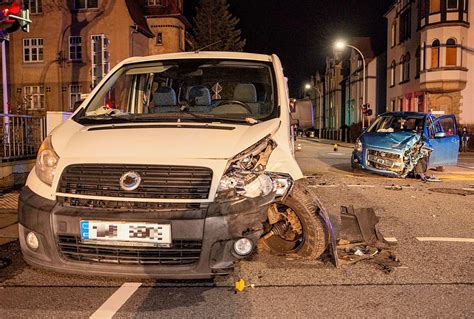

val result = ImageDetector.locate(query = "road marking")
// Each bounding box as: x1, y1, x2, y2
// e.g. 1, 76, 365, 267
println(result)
90, 282, 142, 319
416, 237, 474, 243
347, 184, 376, 188
309, 185, 339, 188
327, 152, 345, 156
385, 237, 398, 242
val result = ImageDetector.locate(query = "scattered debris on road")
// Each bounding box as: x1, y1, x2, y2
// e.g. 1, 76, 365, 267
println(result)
385, 184, 403, 191
336, 206, 401, 273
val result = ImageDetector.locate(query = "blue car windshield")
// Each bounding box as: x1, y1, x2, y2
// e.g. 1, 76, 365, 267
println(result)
367, 115, 424, 133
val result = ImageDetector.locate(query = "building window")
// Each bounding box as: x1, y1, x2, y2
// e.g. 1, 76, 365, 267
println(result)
391, 22, 397, 47
29, 0, 42, 14
156, 32, 163, 45
91, 34, 110, 88
69, 84, 83, 110
23, 38, 44, 62
416, 46, 421, 78
147, 0, 162, 6
431, 39, 440, 68
390, 99, 396, 112
403, 53, 410, 82
75, 0, 98, 9
69, 36, 82, 61
430, 0, 441, 13
399, 55, 405, 83
447, 0, 459, 10
446, 38, 458, 66
390, 60, 396, 86
24, 86, 45, 110
399, 9, 411, 43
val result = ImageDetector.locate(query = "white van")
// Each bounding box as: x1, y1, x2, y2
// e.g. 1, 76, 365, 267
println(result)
19, 52, 331, 279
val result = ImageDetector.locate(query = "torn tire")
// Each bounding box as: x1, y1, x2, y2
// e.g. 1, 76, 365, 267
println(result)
260, 182, 329, 259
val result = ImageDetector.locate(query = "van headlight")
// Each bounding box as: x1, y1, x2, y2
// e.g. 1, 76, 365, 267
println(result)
35, 136, 59, 186
217, 136, 293, 199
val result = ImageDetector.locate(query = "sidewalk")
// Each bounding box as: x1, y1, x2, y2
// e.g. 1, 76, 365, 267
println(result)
0, 191, 19, 245
300, 137, 354, 149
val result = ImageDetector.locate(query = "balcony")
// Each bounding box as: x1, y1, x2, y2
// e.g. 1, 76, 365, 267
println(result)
420, 67, 468, 93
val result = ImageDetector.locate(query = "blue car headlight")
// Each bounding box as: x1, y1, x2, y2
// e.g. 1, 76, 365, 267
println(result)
354, 138, 363, 153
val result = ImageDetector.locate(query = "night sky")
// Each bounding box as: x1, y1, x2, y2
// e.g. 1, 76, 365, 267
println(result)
184, 0, 394, 96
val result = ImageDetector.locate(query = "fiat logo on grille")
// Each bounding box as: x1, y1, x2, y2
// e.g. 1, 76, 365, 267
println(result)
119, 171, 142, 191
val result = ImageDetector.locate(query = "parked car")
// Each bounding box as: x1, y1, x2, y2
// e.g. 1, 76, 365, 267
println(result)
19, 52, 334, 279
351, 112, 459, 177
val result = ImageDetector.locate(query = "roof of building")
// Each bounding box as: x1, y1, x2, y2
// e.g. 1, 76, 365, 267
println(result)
125, 0, 154, 38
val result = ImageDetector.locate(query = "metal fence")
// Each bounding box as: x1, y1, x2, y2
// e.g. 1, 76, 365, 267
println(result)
1, 114, 46, 162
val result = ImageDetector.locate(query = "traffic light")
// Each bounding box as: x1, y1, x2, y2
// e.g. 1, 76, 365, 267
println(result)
362, 104, 373, 117
0, 2, 21, 18
0, 1, 30, 34
20, 0, 29, 32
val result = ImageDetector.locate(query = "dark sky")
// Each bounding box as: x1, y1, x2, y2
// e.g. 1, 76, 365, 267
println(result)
184, 0, 394, 95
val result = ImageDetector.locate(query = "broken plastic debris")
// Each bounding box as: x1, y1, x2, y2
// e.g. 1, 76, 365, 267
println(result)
385, 184, 403, 191
354, 249, 365, 256
234, 279, 246, 292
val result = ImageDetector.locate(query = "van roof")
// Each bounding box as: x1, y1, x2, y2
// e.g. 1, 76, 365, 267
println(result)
122, 51, 274, 64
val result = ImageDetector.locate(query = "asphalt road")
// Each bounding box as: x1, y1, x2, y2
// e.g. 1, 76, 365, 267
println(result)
0, 140, 473, 318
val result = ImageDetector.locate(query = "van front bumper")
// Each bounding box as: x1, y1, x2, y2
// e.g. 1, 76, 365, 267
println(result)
18, 187, 270, 279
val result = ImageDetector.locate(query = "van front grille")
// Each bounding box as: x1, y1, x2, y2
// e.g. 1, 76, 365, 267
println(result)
57, 235, 202, 265
57, 164, 213, 200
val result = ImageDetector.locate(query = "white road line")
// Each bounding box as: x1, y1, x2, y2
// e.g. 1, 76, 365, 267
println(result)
416, 237, 474, 243
384, 237, 398, 242
90, 282, 142, 319
347, 184, 376, 188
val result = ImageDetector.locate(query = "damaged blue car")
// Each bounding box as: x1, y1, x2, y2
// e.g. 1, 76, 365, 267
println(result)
351, 112, 459, 178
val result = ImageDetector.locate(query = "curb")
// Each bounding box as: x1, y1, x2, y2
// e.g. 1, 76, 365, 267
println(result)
299, 137, 353, 149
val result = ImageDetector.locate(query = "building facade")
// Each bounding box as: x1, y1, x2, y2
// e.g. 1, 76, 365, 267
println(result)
386, 0, 473, 126
310, 37, 385, 141
2, 0, 188, 115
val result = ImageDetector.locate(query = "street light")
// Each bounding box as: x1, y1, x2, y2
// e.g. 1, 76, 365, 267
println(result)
304, 83, 323, 139
334, 40, 367, 129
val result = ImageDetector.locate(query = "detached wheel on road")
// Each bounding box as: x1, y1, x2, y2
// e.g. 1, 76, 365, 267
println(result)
260, 186, 329, 259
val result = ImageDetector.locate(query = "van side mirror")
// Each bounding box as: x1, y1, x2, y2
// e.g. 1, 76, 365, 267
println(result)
435, 132, 446, 138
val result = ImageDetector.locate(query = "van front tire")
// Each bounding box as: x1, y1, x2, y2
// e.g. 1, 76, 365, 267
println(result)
261, 185, 329, 259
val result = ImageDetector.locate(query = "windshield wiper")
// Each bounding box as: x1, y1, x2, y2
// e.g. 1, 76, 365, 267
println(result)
77, 113, 136, 124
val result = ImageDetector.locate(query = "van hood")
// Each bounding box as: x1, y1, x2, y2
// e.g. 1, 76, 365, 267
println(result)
360, 131, 421, 152
52, 119, 281, 160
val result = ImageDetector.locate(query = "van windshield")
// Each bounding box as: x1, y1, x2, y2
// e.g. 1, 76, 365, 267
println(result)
77, 59, 277, 124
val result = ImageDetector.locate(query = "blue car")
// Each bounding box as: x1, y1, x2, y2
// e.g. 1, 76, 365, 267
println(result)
351, 112, 459, 177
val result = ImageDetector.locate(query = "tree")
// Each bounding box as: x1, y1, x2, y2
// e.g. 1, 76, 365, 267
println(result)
191, 0, 246, 52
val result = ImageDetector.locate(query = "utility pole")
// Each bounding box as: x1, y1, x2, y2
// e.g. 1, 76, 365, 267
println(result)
0, 1, 31, 143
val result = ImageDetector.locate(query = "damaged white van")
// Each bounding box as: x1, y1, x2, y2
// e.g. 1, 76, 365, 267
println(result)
19, 52, 333, 279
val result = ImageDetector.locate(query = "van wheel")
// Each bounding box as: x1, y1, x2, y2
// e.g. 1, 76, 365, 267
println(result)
260, 188, 329, 259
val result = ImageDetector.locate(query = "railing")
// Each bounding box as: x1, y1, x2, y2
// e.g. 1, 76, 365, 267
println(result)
1, 114, 46, 162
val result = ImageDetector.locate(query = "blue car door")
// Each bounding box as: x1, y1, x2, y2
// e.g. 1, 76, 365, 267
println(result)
427, 115, 459, 167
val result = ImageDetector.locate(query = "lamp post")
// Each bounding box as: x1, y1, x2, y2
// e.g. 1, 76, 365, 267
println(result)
305, 83, 323, 139
335, 40, 367, 129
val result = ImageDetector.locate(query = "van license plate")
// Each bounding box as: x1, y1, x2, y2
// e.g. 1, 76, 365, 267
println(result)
80, 221, 171, 245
